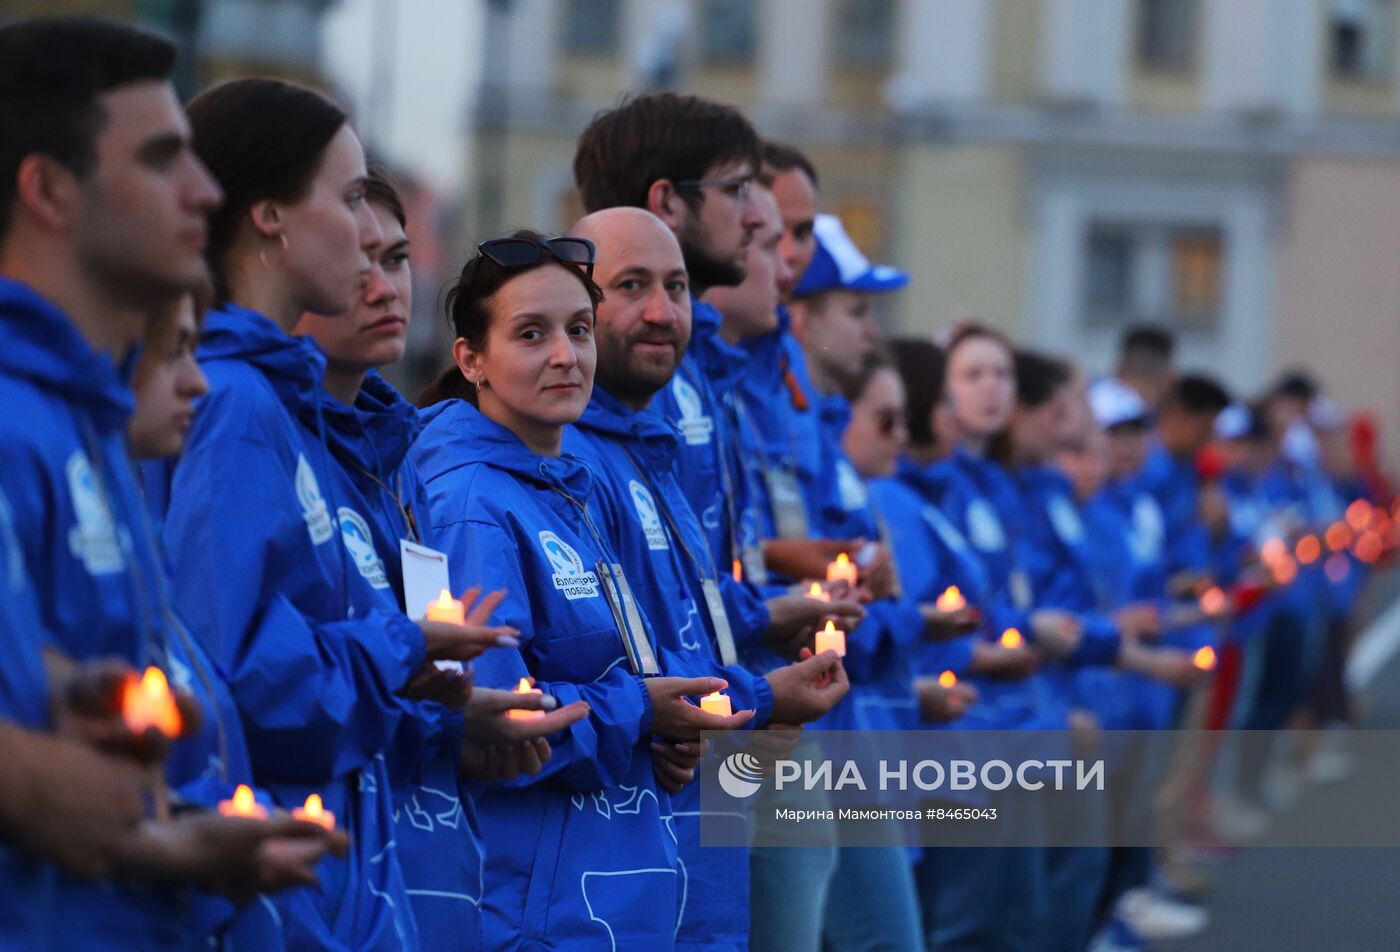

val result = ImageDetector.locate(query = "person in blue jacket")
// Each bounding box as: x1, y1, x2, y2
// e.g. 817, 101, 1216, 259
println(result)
568, 206, 856, 951
294, 171, 587, 948
414, 229, 761, 950
168, 78, 513, 951
0, 19, 348, 950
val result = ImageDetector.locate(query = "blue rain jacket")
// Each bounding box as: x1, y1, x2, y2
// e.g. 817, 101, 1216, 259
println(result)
412, 398, 679, 951
314, 371, 483, 948
1139, 441, 1212, 576
164, 303, 425, 951
570, 386, 774, 952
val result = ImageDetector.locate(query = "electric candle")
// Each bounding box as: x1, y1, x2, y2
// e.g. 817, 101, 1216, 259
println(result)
935, 586, 966, 612
122, 666, 182, 739
999, 628, 1024, 650
937, 670, 958, 688
292, 793, 335, 830
815, 620, 846, 656
1199, 586, 1227, 616
826, 553, 858, 588
699, 691, 732, 716
806, 582, 830, 602
1193, 646, 1217, 671
425, 589, 466, 625
507, 677, 544, 721
217, 784, 268, 820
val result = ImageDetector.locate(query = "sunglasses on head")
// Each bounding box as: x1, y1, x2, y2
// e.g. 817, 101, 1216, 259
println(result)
477, 236, 597, 279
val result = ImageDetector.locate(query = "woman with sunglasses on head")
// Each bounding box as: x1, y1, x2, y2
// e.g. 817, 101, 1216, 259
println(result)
414, 232, 753, 950
293, 173, 588, 947
165, 79, 512, 951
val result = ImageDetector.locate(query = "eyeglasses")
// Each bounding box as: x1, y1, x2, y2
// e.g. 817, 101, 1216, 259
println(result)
477, 236, 596, 279
672, 176, 754, 203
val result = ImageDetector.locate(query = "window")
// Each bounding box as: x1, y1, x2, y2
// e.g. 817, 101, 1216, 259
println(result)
563, 0, 620, 56
1330, 0, 1395, 81
1135, 0, 1198, 72
700, 0, 756, 64
834, 0, 894, 70
1081, 221, 1223, 329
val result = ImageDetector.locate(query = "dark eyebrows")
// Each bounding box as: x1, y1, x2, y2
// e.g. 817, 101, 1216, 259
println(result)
136, 132, 185, 166
381, 238, 411, 257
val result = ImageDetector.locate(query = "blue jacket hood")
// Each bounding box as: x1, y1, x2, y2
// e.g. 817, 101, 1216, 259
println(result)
0, 277, 133, 431
198, 303, 325, 412
319, 369, 420, 483
415, 398, 594, 500
576, 386, 679, 473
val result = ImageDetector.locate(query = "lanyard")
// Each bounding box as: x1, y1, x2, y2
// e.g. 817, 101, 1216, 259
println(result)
350, 462, 421, 546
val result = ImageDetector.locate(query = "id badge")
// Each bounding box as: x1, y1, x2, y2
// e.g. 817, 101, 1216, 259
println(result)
1009, 569, 1033, 611
597, 561, 661, 676
764, 468, 810, 540
700, 578, 739, 666
741, 545, 769, 585
400, 539, 464, 674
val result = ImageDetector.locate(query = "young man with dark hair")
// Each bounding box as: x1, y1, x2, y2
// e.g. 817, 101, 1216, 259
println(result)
1116, 324, 1177, 412
0, 17, 336, 950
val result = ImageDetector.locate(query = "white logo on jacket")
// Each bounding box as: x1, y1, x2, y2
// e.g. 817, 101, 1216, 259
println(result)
1048, 495, 1085, 546
966, 499, 1006, 552
629, 480, 670, 551
538, 530, 599, 600
670, 376, 714, 446
64, 451, 125, 574
837, 460, 869, 511
338, 507, 390, 589
1128, 494, 1165, 564
295, 454, 335, 545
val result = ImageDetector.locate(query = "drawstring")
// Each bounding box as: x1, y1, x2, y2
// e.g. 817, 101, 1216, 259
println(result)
312, 394, 354, 619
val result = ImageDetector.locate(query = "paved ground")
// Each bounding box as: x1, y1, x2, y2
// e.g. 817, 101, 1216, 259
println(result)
1160, 571, 1400, 951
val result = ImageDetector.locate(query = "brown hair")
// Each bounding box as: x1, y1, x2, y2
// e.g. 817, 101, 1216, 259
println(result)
133, 279, 213, 393
942, 321, 1016, 464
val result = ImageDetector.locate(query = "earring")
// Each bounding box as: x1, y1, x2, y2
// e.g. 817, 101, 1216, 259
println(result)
258, 232, 290, 269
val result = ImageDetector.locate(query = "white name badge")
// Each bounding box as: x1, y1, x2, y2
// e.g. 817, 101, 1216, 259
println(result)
764, 468, 810, 541
597, 561, 662, 677
700, 578, 739, 666
401, 539, 464, 673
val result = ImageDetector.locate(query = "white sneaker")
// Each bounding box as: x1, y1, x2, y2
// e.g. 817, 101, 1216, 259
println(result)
1115, 887, 1209, 941
1210, 794, 1270, 842
1305, 747, 1356, 785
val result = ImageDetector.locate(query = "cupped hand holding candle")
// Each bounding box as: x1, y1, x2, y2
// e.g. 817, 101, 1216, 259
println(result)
815, 620, 846, 657
935, 586, 966, 612
292, 793, 336, 830
825, 553, 858, 588
218, 784, 269, 820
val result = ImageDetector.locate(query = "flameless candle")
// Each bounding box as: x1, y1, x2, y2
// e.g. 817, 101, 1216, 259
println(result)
935, 586, 966, 612
122, 666, 182, 739
937, 670, 958, 688
1199, 586, 1227, 616
507, 677, 544, 721
292, 793, 336, 830
999, 628, 1024, 650
1260, 538, 1287, 566
699, 691, 732, 716
826, 553, 858, 588
1346, 499, 1372, 530
217, 784, 268, 820
806, 582, 830, 602
732, 559, 743, 583
815, 620, 846, 656
1296, 535, 1321, 565
1326, 522, 1352, 552
1193, 646, 1217, 671
1271, 555, 1298, 585
425, 589, 466, 625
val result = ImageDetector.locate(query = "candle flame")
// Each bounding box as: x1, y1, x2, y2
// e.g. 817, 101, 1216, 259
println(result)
937, 670, 957, 688
1000, 628, 1023, 649
936, 586, 966, 611
233, 784, 255, 812
1193, 646, 1217, 671
1260, 538, 1287, 566
302, 793, 323, 818
835, 553, 850, 568
1296, 535, 1321, 565
1326, 522, 1352, 552
123, 666, 182, 738
1346, 499, 1372, 530
434, 589, 455, 608
514, 677, 534, 693
1200, 587, 1227, 615
823, 620, 837, 634
732, 559, 743, 583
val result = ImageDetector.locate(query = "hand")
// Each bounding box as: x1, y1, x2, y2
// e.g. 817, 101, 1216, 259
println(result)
459, 686, 590, 746
915, 678, 978, 724
1067, 708, 1101, 758
460, 737, 553, 782
419, 587, 520, 664
0, 723, 146, 878
645, 677, 755, 742
114, 810, 348, 902
969, 641, 1039, 681
1117, 641, 1211, 689
765, 651, 850, 724
1114, 603, 1162, 642
919, 604, 981, 641
764, 593, 865, 661
854, 541, 896, 602
399, 663, 474, 710
747, 723, 804, 769
1029, 609, 1082, 660
762, 539, 862, 585
1167, 571, 1211, 600
46, 650, 203, 765
650, 737, 708, 794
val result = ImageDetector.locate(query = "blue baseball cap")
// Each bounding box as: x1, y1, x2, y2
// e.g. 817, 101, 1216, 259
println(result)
793, 214, 909, 297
